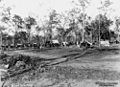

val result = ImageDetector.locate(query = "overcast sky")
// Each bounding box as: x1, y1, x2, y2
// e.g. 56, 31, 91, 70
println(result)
1, 0, 120, 20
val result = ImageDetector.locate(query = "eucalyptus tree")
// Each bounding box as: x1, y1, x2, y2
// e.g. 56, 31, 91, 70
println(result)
38, 9, 61, 42
24, 16, 36, 43
11, 14, 25, 44
64, 7, 92, 44
0, 3, 12, 53
66, 8, 80, 43
115, 17, 120, 41
90, 14, 113, 44
46, 9, 60, 41
0, 8, 23, 45
37, 19, 48, 43
97, 0, 113, 46
54, 11, 78, 43
34, 25, 43, 44
72, 0, 90, 43
0, 26, 6, 53
54, 13, 69, 42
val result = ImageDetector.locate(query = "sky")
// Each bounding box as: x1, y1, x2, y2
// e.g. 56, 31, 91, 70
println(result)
1, 0, 120, 20
2, 0, 73, 19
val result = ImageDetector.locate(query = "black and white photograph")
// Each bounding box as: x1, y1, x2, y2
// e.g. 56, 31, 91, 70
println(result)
0, 0, 120, 87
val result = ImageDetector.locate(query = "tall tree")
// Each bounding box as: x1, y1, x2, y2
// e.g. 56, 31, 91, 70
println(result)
46, 9, 60, 41
115, 17, 120, 41
0, 26, 6, 53
11, 14, 24, 45
24, 16, 36, 43
34, 25, 43, 44
56, 12, 77, 42
90, 14, 113, 44
97, 0, 113, 46
0, 3, 12, 53
72, 0, 90, 43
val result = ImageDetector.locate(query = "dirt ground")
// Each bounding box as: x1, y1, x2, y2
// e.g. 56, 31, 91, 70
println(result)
2, 46, 120, 87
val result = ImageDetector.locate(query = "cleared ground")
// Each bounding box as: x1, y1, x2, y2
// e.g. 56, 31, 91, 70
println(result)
2, 46, 120, 87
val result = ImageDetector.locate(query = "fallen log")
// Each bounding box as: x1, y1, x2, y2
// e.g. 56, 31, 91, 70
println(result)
1, 48, 93, 81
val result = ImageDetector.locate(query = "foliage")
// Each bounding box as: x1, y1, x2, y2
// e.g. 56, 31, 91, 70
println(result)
0, 0, 119, 46
14, 31, 28, 44
12, 14, 24, 28
2, 33, 13, 45
31, 35, 43, 44
88, 14, 113, 42
25, 16, 36, 29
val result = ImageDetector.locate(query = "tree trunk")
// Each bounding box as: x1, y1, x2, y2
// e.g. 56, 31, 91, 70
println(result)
98, 16, 101, 47
28, 29, 31, 43
81, 29, 85, 43
81, 6, 85, 44
117, 32, 120, 42
0, 30, 3, 54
